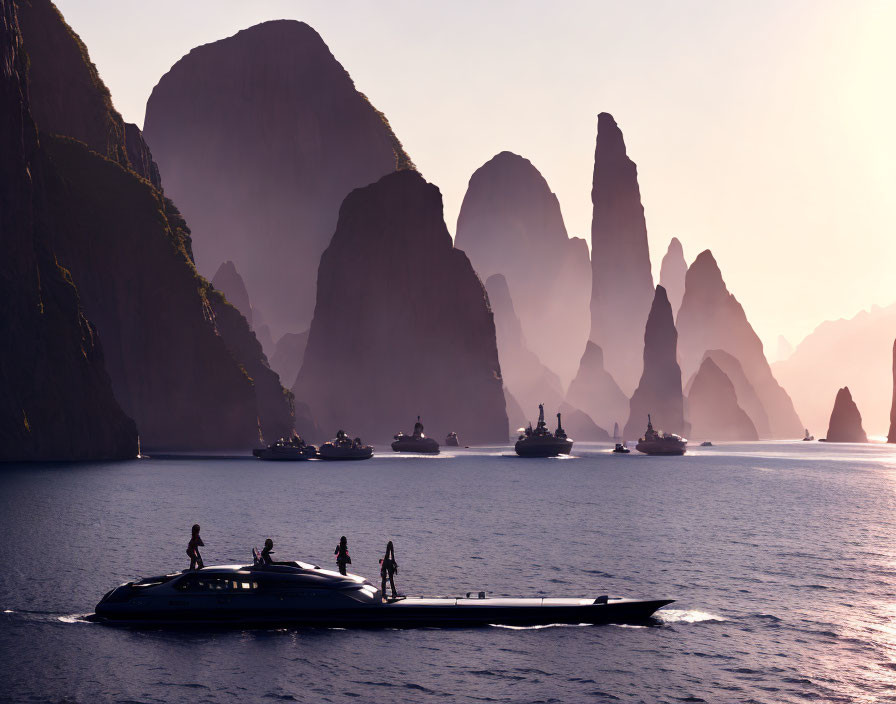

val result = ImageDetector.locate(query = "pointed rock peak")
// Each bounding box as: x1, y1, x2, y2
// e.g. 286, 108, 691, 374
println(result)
647, 285, 674, 336
211, 260, 252, 324
825, 386, 867, 443
688, 357, 758, 441
579, 340, 606, 369
667, 237, 683, 255
595, 112, 636, 175
660, 237, 687, 316
687, 249, 724, 285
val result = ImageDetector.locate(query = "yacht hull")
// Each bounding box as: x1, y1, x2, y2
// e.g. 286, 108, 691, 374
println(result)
91, 597, 673, 629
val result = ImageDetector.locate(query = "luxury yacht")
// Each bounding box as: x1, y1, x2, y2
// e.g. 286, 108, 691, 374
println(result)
90, 559, 673, 628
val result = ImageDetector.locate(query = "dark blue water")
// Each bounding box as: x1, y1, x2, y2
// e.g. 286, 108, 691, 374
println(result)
2, 442, 895, 703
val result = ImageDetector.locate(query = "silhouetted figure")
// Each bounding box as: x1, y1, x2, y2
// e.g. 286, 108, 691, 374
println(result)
334, 536, 351, 576
187, 524, 204, 570
380, 541, 399, 600
556, 412, 567, 440
413, 416, 424, 439
261, 538, 289, 566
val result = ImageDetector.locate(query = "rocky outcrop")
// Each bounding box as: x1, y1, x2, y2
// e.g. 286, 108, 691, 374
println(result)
484, 274, 565, 415
0, 0, 137, 461
144, 20, 413, 339
270, 331, 309, 389
588, 113, 655, 394
455, 152, 591, 383
689, 349, 770, 438
687, 358, 758, 441
212, 261, 253, 326
677, 250, 802, 438
13, 0, 292, 451
623, 286, 686, 438
890, 340, 896, 444
773, 302, 896, 438
824, 387, 867, 443
294, 170, 507, 444
565, 342, 628, 436
659, 237, 687, 317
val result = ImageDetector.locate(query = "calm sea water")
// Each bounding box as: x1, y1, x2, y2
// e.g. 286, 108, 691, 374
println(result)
2, 441, 896, 703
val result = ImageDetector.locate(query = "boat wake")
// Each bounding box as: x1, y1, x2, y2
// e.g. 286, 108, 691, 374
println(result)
657, 609, 726, 624
489, 622, 592, 630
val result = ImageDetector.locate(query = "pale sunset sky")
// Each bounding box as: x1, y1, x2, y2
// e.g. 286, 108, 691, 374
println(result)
56, 0, 896, 351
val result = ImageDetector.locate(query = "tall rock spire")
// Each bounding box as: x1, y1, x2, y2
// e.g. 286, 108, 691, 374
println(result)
623, 286, 686, 438
825, 387, 867, 443
659, 237, 687, 318
588, 112, 655, 394
294, 170, 508, 444
677, 250, 802, 439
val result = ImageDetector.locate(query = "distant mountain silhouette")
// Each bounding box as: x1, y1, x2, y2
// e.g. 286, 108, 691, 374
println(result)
484, 274, 565, 414
270, 331, 309, 390
566, 342, 629, 437
677, 250, 801, 439
455, 151, 590, 384
686, 349, 771, 438
659, 237, 687, 318
773, 302, 896, 437
587, 113, 655, 394
687, 357, 758, 441
144, 20, 412, 341
624, 286, 687, 438
212, 261, 253, 327
824, 387, 867, 443
294, 170, 508, 444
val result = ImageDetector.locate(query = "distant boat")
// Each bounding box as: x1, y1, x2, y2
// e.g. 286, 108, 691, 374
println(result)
253, 437, 317, 461
392, 416, 440, 454
700, 441, 713, 447
802, 429, 815, 441
634, 415, 687, 456
515, 404, 573, 457
318, 430, 373, 461
613, 443, 630, 454
445, 432, 459, 447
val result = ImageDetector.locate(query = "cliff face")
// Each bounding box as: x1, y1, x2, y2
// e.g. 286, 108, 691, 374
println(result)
690, 349, 770, 438
677, 250, 802, 439
484, 274, 565, 417
144, 20, 412, 339
687, 358, 758, 441
773, 303, 896, 438
565, 342, 629, 435
294, 170, 508, 444
588, 113, 655, 394
623, 286, 686, 438
659, 237, 687, 317
0, 0, 137, 460
14, 0, 292, 451
890, 340, 896, 444
212, 260, 253, 326
825, 387, 867, 443
455, 152, 591, 383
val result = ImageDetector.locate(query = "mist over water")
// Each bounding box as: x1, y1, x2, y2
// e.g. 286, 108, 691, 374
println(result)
2, 442, 896, 702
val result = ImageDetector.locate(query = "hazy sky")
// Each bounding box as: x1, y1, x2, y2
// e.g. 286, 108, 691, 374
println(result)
56, 0, 896, 351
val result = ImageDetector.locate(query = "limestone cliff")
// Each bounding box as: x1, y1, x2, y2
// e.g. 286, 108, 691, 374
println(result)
144, 20, 412, 339
15, 0, 292, 450
623, 286, 686, 439
588, 113, 655, 394
212, 260, 253, 327
0, 0, 137, 460
455, 152, 591, 383
294, 171, 507, 444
